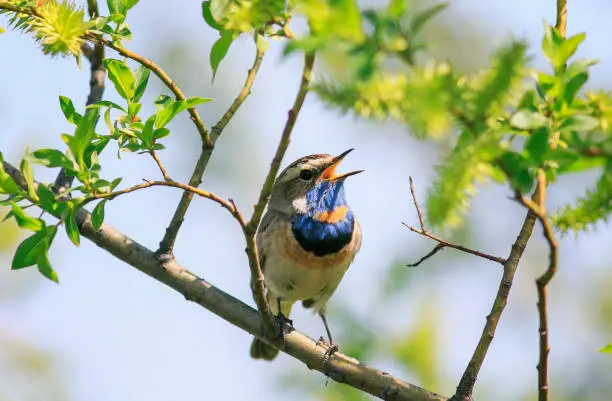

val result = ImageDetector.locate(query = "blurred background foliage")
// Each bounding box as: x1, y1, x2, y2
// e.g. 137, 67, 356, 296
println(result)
1, 1, 612, 401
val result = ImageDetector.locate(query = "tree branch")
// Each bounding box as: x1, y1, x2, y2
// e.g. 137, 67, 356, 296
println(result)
243, 52, 316, 331
2, 158, 447, 401
404, 177, 506, 266
157, 43, 266, 256
516, 190, 559, 401
450, 208, 537, 401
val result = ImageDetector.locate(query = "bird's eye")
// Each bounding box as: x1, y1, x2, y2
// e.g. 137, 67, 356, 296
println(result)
299, 169, 314, 181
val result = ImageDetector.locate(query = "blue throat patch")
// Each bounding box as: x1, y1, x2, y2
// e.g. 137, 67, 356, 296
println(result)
291, 180, 354, 257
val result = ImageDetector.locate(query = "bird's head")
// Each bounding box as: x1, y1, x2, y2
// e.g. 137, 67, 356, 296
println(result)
269, 149, 363, 218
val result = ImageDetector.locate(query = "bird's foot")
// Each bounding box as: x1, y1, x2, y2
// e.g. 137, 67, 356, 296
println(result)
317, 336, 339, 363
276, 313, 294, 341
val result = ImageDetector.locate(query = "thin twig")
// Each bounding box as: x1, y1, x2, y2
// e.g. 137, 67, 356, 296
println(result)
409, 176, 426, 232
53, 0, 105, 198
516, 188, 559, 401
244, 52, 316, 334
157, 43, 266, 256
150, 150, 171, 181
406, 243, 445, 267
404, 178, 506, 266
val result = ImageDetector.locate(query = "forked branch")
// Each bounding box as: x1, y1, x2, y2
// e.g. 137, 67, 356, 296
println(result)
404, 177, 506, 267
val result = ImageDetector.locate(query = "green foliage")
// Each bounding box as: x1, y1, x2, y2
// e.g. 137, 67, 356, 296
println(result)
598, 344, 612, 353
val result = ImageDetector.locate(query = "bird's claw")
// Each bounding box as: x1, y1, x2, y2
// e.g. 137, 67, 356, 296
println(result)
318, 336, 339, 365
276, 313, 294, 341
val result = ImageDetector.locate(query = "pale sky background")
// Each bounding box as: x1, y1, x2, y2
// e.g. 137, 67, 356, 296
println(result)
1, 1, 612, 400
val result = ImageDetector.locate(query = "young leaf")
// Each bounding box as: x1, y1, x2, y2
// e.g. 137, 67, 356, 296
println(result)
202, 1, 223, 30
133, 65, 150, 102
560, 114, 599, 133
598, 344, 612, 353
10, 203, 44, 231
498, 151, 534, 193
65, 108, 100, 169
20, 158, 37, 200
510, 110, 548, 130
12, 229, 48, 269
59, 95, 82, 124
525, 127, 550, 164
36, 184, 57, 215
37, 248, 59, 283
104, 59, 135, 100
32, 149, 74, 170
210, 31, 234, 81
155, 97, 211, 128
65, 209, 80, 246
91, 200, 106, 230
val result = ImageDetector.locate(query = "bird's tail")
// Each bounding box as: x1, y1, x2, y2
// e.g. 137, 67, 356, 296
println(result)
250, 291, 293, 361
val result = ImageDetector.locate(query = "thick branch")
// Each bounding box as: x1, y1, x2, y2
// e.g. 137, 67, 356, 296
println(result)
2, 159, 446, 401
244, 52, 316, 330
157, 44, 265, 256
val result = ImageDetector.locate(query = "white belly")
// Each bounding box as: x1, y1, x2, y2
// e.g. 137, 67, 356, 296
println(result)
259, 219, 361, 312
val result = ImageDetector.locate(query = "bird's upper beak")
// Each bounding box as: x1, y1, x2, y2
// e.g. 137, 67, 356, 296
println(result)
320, 148, 364, 181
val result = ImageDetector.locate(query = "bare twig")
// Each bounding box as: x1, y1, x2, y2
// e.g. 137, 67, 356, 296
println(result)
150, 150, 171, 181
409, 176, 426, 232
243, 52, 315, 333
516, 188, 559, 401
157, 43, 266, 256
1, 159, 447, 401
406, 244, 445, 268
404, 178, 506, 266
53, 0, 105, 197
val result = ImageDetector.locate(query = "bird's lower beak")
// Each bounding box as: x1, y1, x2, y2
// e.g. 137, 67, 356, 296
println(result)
321, 148, 364, 181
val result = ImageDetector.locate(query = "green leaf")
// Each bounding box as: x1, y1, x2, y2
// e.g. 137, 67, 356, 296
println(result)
411, 3, 447, 32
598, 344, 612, 353
387, 0, 407, 18
123, 0, 140, 11
154, 95, 173, 111
87, 100, 127, 112
64, 108, 100, 169
202, 1, 223, 30
133, 65, 150, 102
510, 110, 548, 130
12, 228, 55, 270
37, 248, 59, 283
210, 31, 234, 81
91, 200, 106, 230
255, 33, 269, 53
139, 115, 156, 149
155, 97, 212, 128
499, 151, 535, 193
20, 158, 36, 200
525, 127, 550, 164
36, 184, 56, 215
59, 96, 82, 124
107, 0, 124, 15
65, 209, 80, 246
104, 59, 135, 100
10, 203, 44, 231
32, 149, 74, 170
560, 114, 599, 132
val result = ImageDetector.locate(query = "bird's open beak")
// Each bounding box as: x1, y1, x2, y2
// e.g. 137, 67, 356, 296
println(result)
321, 148, 364, 181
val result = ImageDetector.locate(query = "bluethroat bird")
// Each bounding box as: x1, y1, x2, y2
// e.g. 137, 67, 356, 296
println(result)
250, 149, 363, 360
